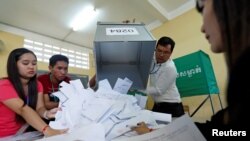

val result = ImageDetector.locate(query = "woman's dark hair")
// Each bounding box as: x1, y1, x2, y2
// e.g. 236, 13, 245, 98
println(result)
213, 0, 250, 70
212, 0, 250, 128
7, 48, 38, 121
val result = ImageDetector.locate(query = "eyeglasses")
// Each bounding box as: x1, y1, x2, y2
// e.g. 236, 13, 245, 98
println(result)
196, 0, 205, 13
156, 48, 171, 55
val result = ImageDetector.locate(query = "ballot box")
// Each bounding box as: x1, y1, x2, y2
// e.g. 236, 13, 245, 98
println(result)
94, 22, 156, 90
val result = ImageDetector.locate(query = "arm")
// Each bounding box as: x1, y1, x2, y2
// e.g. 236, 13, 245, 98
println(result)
146, 66, 177, 96
36, 91, 47, 118
44, 93, 59, 110
88, 74, 96, 88
38, 76, 58, 110
37, 92, 59, 119
3, 98, 67, 136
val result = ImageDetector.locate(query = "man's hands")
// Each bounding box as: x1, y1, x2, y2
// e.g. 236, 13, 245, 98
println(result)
131, 122, 153, 135
45, 107, 62, 119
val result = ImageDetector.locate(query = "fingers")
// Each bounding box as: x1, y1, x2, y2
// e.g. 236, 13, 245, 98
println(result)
129, 121, 147, 131
47, 109, 58, 118
51, 107, 62, 112
61, 128, 69, 134
49, 107, 62, 115
56, 107, 62, 111
131, 126, 137, 130
137, 122, 146, 127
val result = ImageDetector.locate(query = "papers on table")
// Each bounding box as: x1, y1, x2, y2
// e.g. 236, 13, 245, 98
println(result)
112, 114, 206, 141
47, 79, 174, 141
37, 123, 105, 141
2, 78, 206, 141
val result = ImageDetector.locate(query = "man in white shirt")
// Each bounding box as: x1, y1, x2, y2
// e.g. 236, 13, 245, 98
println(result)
145, 36, 184, 117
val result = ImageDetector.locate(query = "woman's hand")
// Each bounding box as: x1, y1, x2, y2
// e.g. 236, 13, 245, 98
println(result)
131, 122, 152, 135
43, 126, 68, 137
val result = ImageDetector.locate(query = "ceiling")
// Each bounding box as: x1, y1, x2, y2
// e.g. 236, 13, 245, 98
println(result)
0, 0, 195, 49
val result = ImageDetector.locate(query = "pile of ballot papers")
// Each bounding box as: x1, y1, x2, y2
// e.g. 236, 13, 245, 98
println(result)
48, 79, 172, 141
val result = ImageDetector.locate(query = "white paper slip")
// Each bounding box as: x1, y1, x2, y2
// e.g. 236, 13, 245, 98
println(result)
135, 94, 148, 109
113, 77, 133, 94
115, 112, 138, 120
98, 79, 113, 90
69, 79, 84, 93
151, 111, 172, 123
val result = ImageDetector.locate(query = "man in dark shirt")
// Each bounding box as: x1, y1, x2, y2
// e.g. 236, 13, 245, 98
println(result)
38, 54, 70, 110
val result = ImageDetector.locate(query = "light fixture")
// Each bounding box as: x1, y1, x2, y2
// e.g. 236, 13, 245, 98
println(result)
70, 5, 98, 31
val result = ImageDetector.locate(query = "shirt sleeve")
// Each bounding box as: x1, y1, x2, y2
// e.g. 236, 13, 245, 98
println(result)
0, 82, 18, 101
37, 81, 44, 94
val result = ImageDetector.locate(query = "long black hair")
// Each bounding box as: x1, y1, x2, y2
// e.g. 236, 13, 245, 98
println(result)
213, 0, 250, 70
7, 48, 38, 121
196, 0, 250, 70
213, 0, 250, 128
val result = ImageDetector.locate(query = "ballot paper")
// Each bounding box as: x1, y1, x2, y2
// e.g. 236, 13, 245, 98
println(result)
151, 110, 172, 124
135, 94, 148, 109
69, 79, 84, 93
81, 98, 115, 122
98, 79, 113, 90
47, 79, 173, 141
105, 111, 158, 141
111, 114, 206, 141
113, 77, 133, 94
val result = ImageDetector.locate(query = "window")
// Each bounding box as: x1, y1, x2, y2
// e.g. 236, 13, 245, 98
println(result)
24, 39, 89, 69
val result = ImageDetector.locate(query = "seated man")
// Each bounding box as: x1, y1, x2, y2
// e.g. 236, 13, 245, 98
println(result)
38, 54, 70, 110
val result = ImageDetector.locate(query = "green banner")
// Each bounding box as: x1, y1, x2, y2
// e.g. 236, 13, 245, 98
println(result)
173, 50, 219, 97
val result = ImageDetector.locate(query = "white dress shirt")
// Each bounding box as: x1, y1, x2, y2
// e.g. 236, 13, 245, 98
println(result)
146, 58, 181, 103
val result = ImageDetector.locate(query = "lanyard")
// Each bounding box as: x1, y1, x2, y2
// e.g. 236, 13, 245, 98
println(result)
150, 62, 161, 74
50, 74, 55, 93
50, 74, 59, 102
